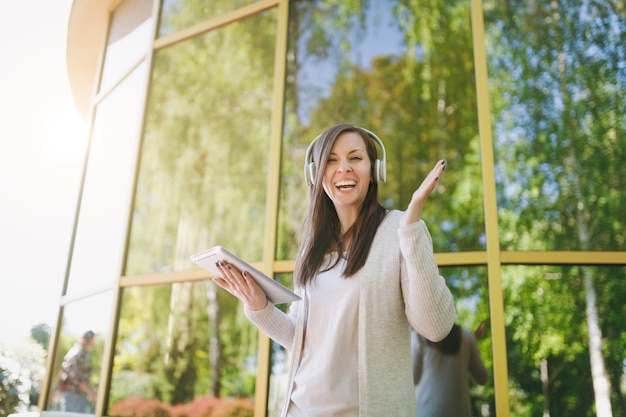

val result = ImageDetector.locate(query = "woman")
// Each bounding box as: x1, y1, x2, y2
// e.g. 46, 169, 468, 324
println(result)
213, 123, 455, 416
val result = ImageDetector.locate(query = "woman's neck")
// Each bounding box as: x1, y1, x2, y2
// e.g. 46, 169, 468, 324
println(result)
335, 206, 359, 235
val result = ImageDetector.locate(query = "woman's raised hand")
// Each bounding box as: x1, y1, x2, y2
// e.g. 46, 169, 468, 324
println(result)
402, 160, 445, 226
212, 261, 269, 311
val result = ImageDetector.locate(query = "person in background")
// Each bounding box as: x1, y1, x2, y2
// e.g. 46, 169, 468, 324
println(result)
212, 123, 456, 416
60, 330, 98, 412
411, 321, 489, 417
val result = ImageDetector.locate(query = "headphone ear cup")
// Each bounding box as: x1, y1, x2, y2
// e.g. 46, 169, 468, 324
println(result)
377, 158, 386, 183
304, 135, 319, 187
306, 162, 316, 187
373, 160, 380, 183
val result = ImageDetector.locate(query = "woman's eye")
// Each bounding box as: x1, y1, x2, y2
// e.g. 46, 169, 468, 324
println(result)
350, 156, 363, 161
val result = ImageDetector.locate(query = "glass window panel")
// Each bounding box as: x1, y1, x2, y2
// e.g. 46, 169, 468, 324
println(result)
266, 273, 294, 416
486, 1, 626, 251
503, 265, 626, 416
46, 291, 114, 411
67, 63, 149, 295
268, 339, 288, 417
106, 282, 256, 415
440, 265, 493, 415
100, 0, 153, 94
126, 11, 276, 275
158, 0, 262, 37
441, 266, 490, 325
277, 0, 484, 260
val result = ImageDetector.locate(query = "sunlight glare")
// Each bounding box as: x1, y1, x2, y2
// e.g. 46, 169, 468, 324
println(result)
40, 106, 87, 160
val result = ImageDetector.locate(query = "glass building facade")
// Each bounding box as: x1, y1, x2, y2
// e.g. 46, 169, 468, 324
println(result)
41, 0, 625, 416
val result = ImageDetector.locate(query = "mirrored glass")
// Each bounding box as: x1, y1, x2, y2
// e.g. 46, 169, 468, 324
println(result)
486, 2, 626, 251
106, 282, 256, 415
159, 0, 263, 37
127, 10, 277, 275
503, 265, 626, 416
67, 63, 149, 295
99, 0, 153, 94
277, 0, 484, 260
266, 273, 293, 416
440, 266, 493, 415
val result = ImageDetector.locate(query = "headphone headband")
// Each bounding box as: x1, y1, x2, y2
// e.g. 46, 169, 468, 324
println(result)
303, 126, 387, 186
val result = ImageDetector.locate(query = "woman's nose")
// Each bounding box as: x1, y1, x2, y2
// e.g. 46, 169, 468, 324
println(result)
337, 159, 353, 172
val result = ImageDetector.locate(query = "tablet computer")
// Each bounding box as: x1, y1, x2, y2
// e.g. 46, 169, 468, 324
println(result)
190, 245, 301, 304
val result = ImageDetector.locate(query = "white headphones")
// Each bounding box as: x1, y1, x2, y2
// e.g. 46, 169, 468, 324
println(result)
303, 126, 387, 186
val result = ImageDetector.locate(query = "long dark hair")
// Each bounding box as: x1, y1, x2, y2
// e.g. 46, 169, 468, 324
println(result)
428, 324, 462, 355
295, 124, 387, 287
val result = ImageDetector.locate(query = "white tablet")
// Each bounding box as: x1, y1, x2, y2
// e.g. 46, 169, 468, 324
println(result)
190, 245, 301, 304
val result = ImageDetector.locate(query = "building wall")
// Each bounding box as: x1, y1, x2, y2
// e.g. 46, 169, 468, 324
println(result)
42, 1, 626, 416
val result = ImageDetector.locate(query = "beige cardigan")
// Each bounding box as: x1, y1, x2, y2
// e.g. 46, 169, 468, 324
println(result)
245, 210, 456, 416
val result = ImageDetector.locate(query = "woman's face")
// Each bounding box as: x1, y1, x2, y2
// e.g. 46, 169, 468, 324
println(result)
322, 131, 372, 215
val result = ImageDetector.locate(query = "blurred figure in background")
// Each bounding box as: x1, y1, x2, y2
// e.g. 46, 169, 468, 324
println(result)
59, 330, 97, 412
412, 321, 489, 417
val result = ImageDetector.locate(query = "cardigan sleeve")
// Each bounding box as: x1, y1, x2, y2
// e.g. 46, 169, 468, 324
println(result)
244, 298, 299, 350
399, 219, 456, 342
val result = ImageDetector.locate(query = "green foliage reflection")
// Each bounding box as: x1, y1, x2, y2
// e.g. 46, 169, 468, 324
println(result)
110, 283, 258, 411
127, 11, 277, 275
486, 0, 626, 415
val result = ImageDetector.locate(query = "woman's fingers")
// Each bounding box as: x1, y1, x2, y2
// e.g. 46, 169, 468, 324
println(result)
213, 261, 268, 310
214, 261, 245, 292
402, 160, 446, 225
413, 160, 445, 203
